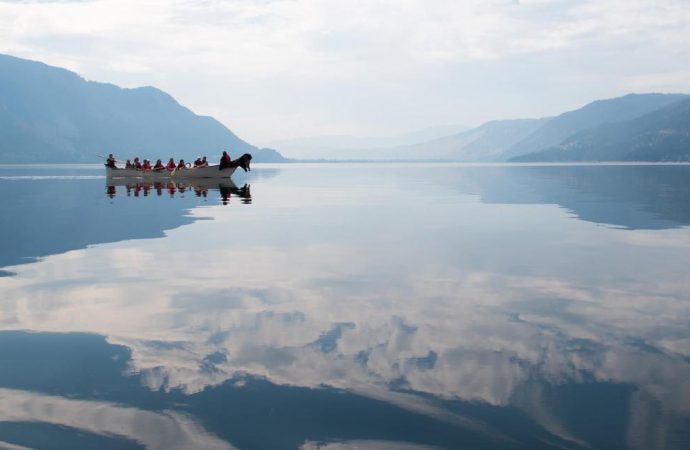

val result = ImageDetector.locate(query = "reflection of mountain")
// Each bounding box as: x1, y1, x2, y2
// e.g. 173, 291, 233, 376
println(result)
437, 165, 690, 230
2, 164, 690, 449
0, 166, 267, 272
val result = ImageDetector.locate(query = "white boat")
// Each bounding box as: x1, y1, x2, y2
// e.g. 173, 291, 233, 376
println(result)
106, 164, 236, 179
105, 153, 252, 179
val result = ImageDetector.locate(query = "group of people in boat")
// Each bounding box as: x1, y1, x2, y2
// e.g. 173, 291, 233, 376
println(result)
106, 150, 250, 173
105, 154, 215, 171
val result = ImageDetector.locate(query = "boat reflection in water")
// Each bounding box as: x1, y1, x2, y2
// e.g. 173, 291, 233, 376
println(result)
2, 164, 690, 449
106, 178, 251, 204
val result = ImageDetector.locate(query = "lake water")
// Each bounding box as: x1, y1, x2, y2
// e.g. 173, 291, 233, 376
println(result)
0, 163, 689, 450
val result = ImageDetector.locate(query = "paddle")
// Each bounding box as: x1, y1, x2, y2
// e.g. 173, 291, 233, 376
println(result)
96, 154, 126, 164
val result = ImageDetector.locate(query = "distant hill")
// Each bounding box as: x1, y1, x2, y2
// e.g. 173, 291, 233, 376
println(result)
272, 120, 547, 161
273, 93, 689, 163
263, 124, 470, 160
0, 54, 285, 163
387, 118, 550, 161
512, 98, 690, 162
501, 93, 688, 160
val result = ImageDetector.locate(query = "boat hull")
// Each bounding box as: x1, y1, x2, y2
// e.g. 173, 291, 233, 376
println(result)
106, 165, 236, 179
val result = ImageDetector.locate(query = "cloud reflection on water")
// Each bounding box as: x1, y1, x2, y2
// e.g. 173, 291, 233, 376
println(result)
0, 388, 234, 450
0, 164, 690, 448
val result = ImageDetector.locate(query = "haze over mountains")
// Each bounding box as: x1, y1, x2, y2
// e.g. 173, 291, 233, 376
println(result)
501, 93, 687, 161
375, 118, 550, 162
1, 53, 688, 164
261, 124, 470, 160
513, 97, 690, 162
0, 54, 284, 163
272, 93, 690, 162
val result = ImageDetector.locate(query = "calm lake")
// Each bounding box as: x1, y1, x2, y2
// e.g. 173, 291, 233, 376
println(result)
0, 163, 689, 450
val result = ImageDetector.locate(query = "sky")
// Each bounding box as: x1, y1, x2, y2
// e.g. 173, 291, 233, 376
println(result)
1, 0, 689, 144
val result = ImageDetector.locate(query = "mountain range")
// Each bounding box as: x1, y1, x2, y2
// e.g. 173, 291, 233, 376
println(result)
377, 118, 550, 161
270, 93, 689, 162
501, 93, 687, 161
260, 124, 470, 160
1, 53, 689, 164
512, 97, 690, 162
0, 54, 284, 163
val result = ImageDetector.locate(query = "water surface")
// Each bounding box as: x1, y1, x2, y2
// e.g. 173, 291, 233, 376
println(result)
0, 163, 689, 449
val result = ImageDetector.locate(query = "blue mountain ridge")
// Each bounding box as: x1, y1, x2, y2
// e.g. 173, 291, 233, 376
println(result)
0, 54, 284, 163
512, 97, 690, 162
501, 93, 688, 160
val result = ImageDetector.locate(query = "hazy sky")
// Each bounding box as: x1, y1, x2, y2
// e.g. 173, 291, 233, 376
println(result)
1, 0, 689, 144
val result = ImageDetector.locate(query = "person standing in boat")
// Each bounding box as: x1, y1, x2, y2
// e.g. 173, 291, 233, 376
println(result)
153, 159, 165, 171
219, 151, 231, 170
105, 154, 116, 168
166, 158, 176, 171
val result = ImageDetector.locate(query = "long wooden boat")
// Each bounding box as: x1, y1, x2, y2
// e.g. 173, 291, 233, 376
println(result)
106, 164, 237, 179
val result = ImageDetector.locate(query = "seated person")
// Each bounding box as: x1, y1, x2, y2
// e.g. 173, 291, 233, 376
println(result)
125, 159, 133, 169
166, 158, 176, 171
177, 159, 187, 169
105, 154, 117, 168
193, 156, 203, 167
153, 159, 165, 171
199, 156, 209, 167
142, 159, 152, 171
219, 151, 231, 170
133, 157, 143, 170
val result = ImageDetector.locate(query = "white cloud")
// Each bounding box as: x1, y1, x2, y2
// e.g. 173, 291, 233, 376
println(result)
0, 0, 689, 142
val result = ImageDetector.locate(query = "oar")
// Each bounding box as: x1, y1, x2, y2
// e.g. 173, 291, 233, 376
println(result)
96, 154, 126, 164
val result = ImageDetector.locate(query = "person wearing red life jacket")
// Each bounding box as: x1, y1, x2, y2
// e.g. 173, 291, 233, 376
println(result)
166, 158, 176, 171
133, 157, 142, 170
142, 159, 152, 171
219, 151, 231, 170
